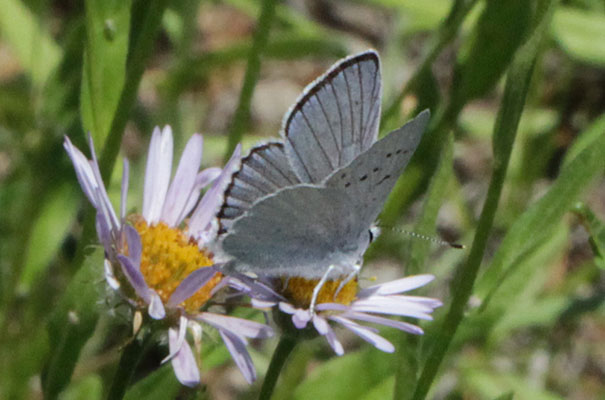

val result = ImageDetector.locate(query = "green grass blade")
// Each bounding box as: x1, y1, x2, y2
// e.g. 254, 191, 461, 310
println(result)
42, 248, 103, 400
573, 203, 605, 269
81, 0, 131, 145
451, 0, 531, 106
225, 0, 278, 160
476, 115, 605, 303
411, 3, 558, 399
0, 0, 61, 87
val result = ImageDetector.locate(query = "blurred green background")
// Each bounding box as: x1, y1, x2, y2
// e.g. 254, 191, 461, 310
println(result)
0, 0, 604, 399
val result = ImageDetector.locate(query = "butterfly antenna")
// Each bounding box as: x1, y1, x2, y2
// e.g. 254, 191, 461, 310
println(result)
382, 226, 465, 249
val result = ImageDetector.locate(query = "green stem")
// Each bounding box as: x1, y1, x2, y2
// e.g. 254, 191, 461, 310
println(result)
258, 336, 298, 400
225, 0, 278, 161
381, 0, 478, 129
410, 2, 558, 399
107, 329, 153, 400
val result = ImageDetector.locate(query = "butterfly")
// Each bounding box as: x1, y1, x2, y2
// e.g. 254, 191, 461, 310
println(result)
215, 50, 429, 289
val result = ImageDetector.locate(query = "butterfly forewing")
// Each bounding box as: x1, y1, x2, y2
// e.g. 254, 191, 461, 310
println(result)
325, 110, 430, 228
217, 142, 300, 233
283, 51, 382, 184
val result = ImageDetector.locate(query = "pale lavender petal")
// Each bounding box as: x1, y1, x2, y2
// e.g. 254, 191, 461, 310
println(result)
251, 298, 278, 308
209, 276, 230, 297
330, 316, 395, 353
219, 329, 256, 383
95, 211, 112, 254
104, 259, 120, 290
120, 159, 129, 221
389, 295, 443, 308
148, 291, 166, 319
312, 314, 329, 335
123, 225, 142, 266
181, 167, 222, 220
143, 126, 173, 224
358, 275, 435, 297
91, 185, 119, 244
64, 136, 120, 236
161, 134, 204, 226
117, 255, 150, 303
350, 297, 436, 320
64, 137, 98, 206
278, 302, 297, 314
169, 328, 200, 387
324, 323, 344, 356
292, 309, 311, 329
189, 144, 241, 237
86, 134, 120, 232
340, 311, 424, 335
167, 267, 218, 307
199, 312, 273, 339
163, 316, 188, 363
196, 167, 222, 188
229, 274, 284, 302
315, 302, 349, 312
142, 127, 161, 219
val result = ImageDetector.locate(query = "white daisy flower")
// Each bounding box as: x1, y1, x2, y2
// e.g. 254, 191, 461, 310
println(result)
64, 127, 272, 386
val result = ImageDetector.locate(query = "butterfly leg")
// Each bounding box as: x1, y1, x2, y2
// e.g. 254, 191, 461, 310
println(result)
309, 265, 335, 314
334, 263, 361, 300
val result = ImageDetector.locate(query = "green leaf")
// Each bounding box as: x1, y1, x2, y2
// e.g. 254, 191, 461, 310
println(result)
463, 369, 564, 400
551, 7, 605, 67
42, 248, 103, 400
477, 116, 605, 302
59, 375, 103, 400
451, 0, 531, 105
0, 0, 61, 87
80, 0, 131, 145
293, 349, 394, 400
485, 223, 568, 340
124, 364, 181, 400
561, 113, 605, 170
360, 375, 395, 400
493, 393, 515, 400
573, 202, 605, 269
19, 184, 79, 293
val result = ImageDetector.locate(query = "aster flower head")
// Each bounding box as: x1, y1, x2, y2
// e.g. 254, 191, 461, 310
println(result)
64, 127, 272, 386
244, 273, 441, 355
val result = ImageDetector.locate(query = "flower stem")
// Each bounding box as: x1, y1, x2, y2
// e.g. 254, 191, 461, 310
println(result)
225, 0, 278, 161
258, 336, 298, 400
107, 329, 153, 400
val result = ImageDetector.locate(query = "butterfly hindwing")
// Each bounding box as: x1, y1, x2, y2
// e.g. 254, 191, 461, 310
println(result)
283, 51, 382, 184
325, 110, 430, 228
221, 185, 369, 279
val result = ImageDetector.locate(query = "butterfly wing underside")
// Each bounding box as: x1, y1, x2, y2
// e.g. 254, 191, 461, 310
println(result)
325, 110, 430, 229
283, 51, 382, 184
217, 142, 300, 233
221, 185, 369, 279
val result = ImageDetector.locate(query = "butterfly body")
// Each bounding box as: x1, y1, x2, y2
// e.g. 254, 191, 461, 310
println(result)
216, 50, 429, 281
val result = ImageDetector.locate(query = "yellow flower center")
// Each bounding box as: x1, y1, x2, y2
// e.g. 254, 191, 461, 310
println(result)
131, 217, 221, 313
281, 277, 358, 309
